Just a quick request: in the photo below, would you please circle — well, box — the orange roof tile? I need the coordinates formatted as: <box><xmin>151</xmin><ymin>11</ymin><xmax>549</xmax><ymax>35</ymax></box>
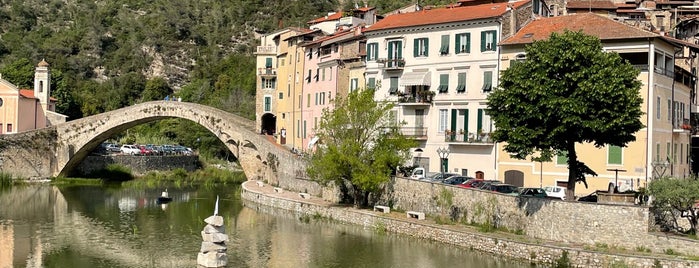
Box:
<box><xmin>365</xmin><ymin>1</ymin><xmax>529</xmax><ymax>32</ymax></box>
<box><xmin>355</xmin><ymin>7</ymin><xmax>375</xmax><ymax>12</ymax></box>
<box><xmin>500</xmin><ymin>13</ymin><xmax>657</xmax><ymax>45</ymax></box>
<box><xmin>19</xmin><ymin>89</ymin><xmax>57</xmax><ymax>101</ymax></box>
<box><xmin>567</xmin><ymin>0</ymin><xmax>617</xmax><ymax>9</ymax></box>
<box><xmin>308</xmin><ymin>12</ymin><xmax>343</xmax><ymax>24</ymax></box>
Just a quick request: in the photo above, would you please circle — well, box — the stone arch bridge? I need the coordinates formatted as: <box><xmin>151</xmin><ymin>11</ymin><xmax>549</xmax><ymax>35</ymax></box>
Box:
<box><xmin>0</xmin><ymin>101</ymin><xmax>327</xmax><ymax>198</ymax></box>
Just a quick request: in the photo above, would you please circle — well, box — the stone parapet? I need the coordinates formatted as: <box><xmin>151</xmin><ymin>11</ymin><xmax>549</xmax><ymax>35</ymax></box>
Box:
<box><xmin>76</xmin><ymin>155</ymin><xmax>200</xmax><ymax>176</ymax></box>
<box><xmin>241</xmin><ymin>181</ymin><xmax>699</xmax><ymax>268</ymax></box>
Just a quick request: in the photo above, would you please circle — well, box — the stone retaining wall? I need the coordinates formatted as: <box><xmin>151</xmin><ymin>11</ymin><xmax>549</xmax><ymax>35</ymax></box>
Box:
<box><xmin>241</xmin><ymin>182</ymin><xmax>699</xmax><ymax>268</ymax></box>
<box><xmin>76</xmin><ymin>155</ymin><xmax>201</xmax><ymax>176</ymax></box>
<box><xmin>389</xmin><ymin>178</ymin><xmax>699</xmax><ymax>256</ymax></box>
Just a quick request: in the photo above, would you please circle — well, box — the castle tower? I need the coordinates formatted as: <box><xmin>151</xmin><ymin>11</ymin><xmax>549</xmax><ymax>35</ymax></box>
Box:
<box><xmin>34</xmin><ymin>59</ymin><xmax>51</xmax><ymax>112</ymax></box>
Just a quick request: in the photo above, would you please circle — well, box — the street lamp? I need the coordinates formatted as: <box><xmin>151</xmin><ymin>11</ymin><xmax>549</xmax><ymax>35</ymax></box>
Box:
<box><xmin>437</xmin><ymin>147</ymin><xmax>450</xmax><ymax>180</ymax></box>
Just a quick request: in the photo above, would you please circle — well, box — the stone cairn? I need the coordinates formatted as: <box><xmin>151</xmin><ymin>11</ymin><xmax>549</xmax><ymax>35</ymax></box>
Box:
<box><xmin>197</xmin><ymin>196</ymin><xmax>228</xmax><ymax>267</ymax></box>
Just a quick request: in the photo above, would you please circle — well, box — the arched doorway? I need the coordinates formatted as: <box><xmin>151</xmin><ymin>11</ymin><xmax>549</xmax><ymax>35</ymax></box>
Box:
<box><xmin>261</xmin><ymin>113</ymin><xmax>276</xmax><ymax>135</ymax></box>
<box><xmin>504</xmin><ymin>170</ymin><xmax>524</xmax><ymax>187</ymax></box>
<box><xmin>475</xmin><ymin>171</ymin><xmax>484</xmax><ymax>180</ymax></box>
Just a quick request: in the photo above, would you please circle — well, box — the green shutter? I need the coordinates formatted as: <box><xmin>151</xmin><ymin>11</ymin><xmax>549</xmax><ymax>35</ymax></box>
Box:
<box><xmin>455</xmin><ymin>34</ymin><xmax>461</xmax><ymax>54</ymax></box>
<box><xmin>458</xmin><ymin>73</ymin><xmax>466</xmax><ymax>86</ymax></box>
<box><xmin>491</xmin><ymin>31</ymin><xmax>497</xmax><ymax>51</ymax></box>
<box><xmin>368</xmin><ymin>78</ymin><xmax>375</xmax><ymax>89</ymax></box>
<box><xmin>557</xmin><ymin>151</ymin><xmax>568</xmax><ymax>165</ymax></box>
<box><xmin>463</xmin><ymin>109</ymin><xmax>469</xmax><ymax>141</ymax></box>
<box><xmin>265</xmin><ymin>58</ymin><xmax>273</xmax><ymax>68</ymax></box>
<box><xmin>388</xmin><ymin>42</ymin><xmax>394</xmax><ymax>60</ymax></box>
<box><xmin>440</xmin><ymin>35</ymin><xmax>449</xmax><ymax>54</ymax></box>
<box><xmin>608</xmin><ymin>146</ymin><xmax>622</xmax><ymax>165</ymax></box>
<box><xmin>413</xmin><ymin>39</ymin><xmax>419</xmax><ymax>57</ymax></box>
<box><xmin>481</xmin><ymin>31</ymin><xmax>486</xmax><ymax>52</ymax></box>
<box><xmin>477</xmin><ymin>109</ymin><xmax>483</xmax><ymax>132</ymax></box>
<box><xmin>397</xmin><ymin>41</ymin><xmax>402</xmax><ymax>59</ymax></box>
<box><xmin>373</xmin><ymin>43</ymin><xmax>378</xmax><ymax>60</ymax></box>
<box><xmin>450</xmin><ymin>109</ymin><xmax>457</xmax><ymax>141</ymax></box>
<box><xmin>424</xmin><ymin>39</ymin><xmax>429</xmax><ymax>56</ymax></box>
<box><xmin>466</xmin><ymin>33</ymin><xmax>470</xmax><ymax>53</ymax></box>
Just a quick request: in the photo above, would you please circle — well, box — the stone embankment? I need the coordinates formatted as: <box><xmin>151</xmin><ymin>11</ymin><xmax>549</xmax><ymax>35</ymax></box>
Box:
<box><xmin>76</xmin><ymin>155</ymin><xmax>200</xmax><ymax>176</ymax></box>
<box><xmin>241</xmin><ymin>180</ymin><xmax>699</xmax><ymax>268</ymax></box>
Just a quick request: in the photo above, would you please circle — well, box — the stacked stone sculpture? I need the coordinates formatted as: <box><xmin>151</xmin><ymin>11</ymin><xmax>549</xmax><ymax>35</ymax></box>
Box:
<box><xmin>197</xmin><ymin>196</ymin><xmax>228</xmax><ymax>267</ymax></box>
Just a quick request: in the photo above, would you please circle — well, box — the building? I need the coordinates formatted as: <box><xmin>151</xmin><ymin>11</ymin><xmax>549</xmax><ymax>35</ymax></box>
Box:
<box><xmin>498</xmin><ymin>13</ymin><xmax>695</xmax><ymax>194</ymax></box>
<box><xmin>0</xmin><ymin>60</ymin><xmax>66</xmax><ymax>134</ymax></box>
<box><xmin>363</xmin><ymin>1</ymin><xmax>532</xmax><ymax>179</ymax></box>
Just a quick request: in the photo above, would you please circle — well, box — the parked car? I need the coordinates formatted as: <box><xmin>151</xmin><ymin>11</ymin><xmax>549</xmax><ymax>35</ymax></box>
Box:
<box><xmin>519</xmin><ymin>187</ymin><xmax>548</xmax><ymax>198</ymax></box>
<box><xmin>482</xmin><ymin>184</ymin><xmax>520</xmax><ymax>195</ymax></box>
<box><xmin>476</xmin><ymin>180</ymin><xmax>502</xmax><ymax>190</ymax></box>
<box><xmin>443</xmin><ymin>176</ymin><xmax>475</xmax><ymax>185</ymax></box>
<box><xmin>120</xmin><ymin>144</ymin><xmax>141</xmax><ymax>155</ymax></box>
<box><xmin>106</xmin><ymin>143</ymin><xmax>121</xmax><ymax>153</ymax></box>
<box><xmin>428</xmin><ymin>172</ymin><xmax>460</xmax><ymax>182</ymax></box>
<box><xmin>543</xmin><ymin>186</ymin><xmax>567</xmax><ymax>200</ymax></box>
<box><xmin>410</xmin><ymin>167</ymin><xmax>427</xmax><ymax>180</ymax></box>
<box><xmin>577</xmin><ymin>191</ymin><xmax>599</xmax><ymax>203</ymax></box>
<box><xmin>145</xmin><ymin>144</ymin><xmax>160</xmax><ymax>155</ymax></box>
<box><xmin>458</xmin><ymin>179</ymin><xmax>484</xmax><ymax>188</ymax></box>
<box><xmin>138</xmin><ymin>145</ymin><xmax>153</xmax><ymax>155</ymax></box>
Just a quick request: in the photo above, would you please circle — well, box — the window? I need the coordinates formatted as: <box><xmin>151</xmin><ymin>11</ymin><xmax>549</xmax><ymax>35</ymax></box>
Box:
<box><xmin>39</xmin><ymin>81</ymin><xmax>43</xmax><ymax>93</ymax></box>
<box><xmin>608</xmin><ymin>145</ymin><xmax>622</xmax><ymax>165</ymax></box>
<box><xmin>280</xmin><ymin>58</ymin><xmax>285</xmax><ymax>66</ymax></box>
<box><xmin>438</xmin><ymin>74</ymin><xmax>449</xmax><ymax>93</ymax></box>
<box><xmin>307</xmin><ymin>48</ymin><xmax>313</xmax><ymax>59</ymax></box>
<box><xmin>439</xmin><ymin>109</ymin><xmax>448</xmax><ymax>133</ymax></box>
<box><xmin>303</xmin><ymin>120</ymin><xmax>307</xmax><ymax>138</ymax></box>
<box><xmin>314</xmin><ymin>68</ymin><xmax>319</xmax><ymax>82</ymax></box>
<box><xmin>367</xmin><ymin>78</ymin><xmax>376</xmax><ymax>90</ymax></box>
<box><xmin>265</xmin><ymin>57</ymin><xmax>273</xmax><ymax>68</ymax></box>
<box><xmin>455</xmin><ymin>33</ymin><xmax>470</xmax><ymax>54</ymax></box>
<box><xmin>7</xmin><ymin>124</ymin><xmax>12</xmax><ymax>133</ymax></box>
<box><xmin>481</xmin><ymin>30</ymin><xmax>497</xmax><ymax>52</ymax></box>
<box><xmin>440</xmin><ymin>35</ymin><xmax>450</xmax><ymax>55</ymax></box>
<box><xmin>656</xmin><ymin>96</ymin><xmax>661</xmax><ymax>119</ymax></box>
<box><xmin>667</xmin><ymin>99</ymin><xmax>671</xmax><ymax>121</ymax></box>
<box><xmin>322</xmin><ymin>68</ymin><xmax>326</xmax><ymax>81</ymax></box>
<box><xmin>306</xmin><ymin>70</ymin><xmax>312</xmax><ymax>83</ymax></box>
<box><xmin>315</xmin><ymin>92</ymin><xmax>318</xmax><ymax>105</ymax></box>
<box><xmin>655</xmin><ymin>143</ymin><xmax>660</xmax><ymax>161</ymax></box>
<box><xmin>482</xmin><ymin>71</ymin><xmax>493</xmax><ymax>92</ymax></box>
<box><xmin>350</xmin><ymin>78</ymin><xmax>359</xmax><ymax>91</ymax></box>
<box><xmin>264</xmin><ymin>96</ymin><xmax>272</xmax><ymax>112</ymax></box>
<box><xmin>307</xmin><ymin>93</ymin><xmax>310</xmax><ymax>107</ymax></box>
<box><xmin>262</xmin><ymin>78</ymin><xmax>276</xmax><ymax>89</ymax></box>
<box><xmin>297</xmin><ymin>120</ymin><xmax>300</xmax><ymax>138</ymax></box>
<box><xmin>556</xmin><ymin>151</ymin><xmax>568</xmax><ymax>165</ymax></box>
<box><xmin>414</xmin><ymin>38</ymin><xmax>429</xmax><ymax>57</ymax></box>
<box><xmin>367</xmin><ymin>43</ymin><xmax>378</xmax><ymax>61</ymax></box>
<box><xmin>278</xmin><ymin>92</ymin><xmax>283</xmax><ymax>99</ymax></box>
<box><xmin>387</xmin><ymin>40</ymin><xmax>403</xmax><ymax>67</ymax></box>
<box><xmin>320</xmin><ymin>92</ymin><xmax>325</xmax><ymax>105</ymax></box>
<box><xmin>674</xmin><ymin>143</ymin><xmax>678</xmax><ymax>163</ymax></box>
<box><xmin>456</xmin><ymin>73</ymin><xmax>466</xmax><ymax>93</ymax></box>
<box><xmin>681</xmin><ymin>143</ymin><xmax>684</xmax><ymax>164</ymax></box>
<box><xmin>667</xmin><ymin>142</ymin><xmax>671</xmax><ymax>162</ymax></box>
<box><xmin>389</xmin><ymin>77</ymin><xmax>398</xmax><ymax>94</ymax></box>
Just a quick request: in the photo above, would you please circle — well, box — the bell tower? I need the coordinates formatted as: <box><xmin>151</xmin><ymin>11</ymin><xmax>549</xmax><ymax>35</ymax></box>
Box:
<box><xmin>34</xmin><ymin>59</ymin><xmax>51</xmax><ymax>112</ymax></box>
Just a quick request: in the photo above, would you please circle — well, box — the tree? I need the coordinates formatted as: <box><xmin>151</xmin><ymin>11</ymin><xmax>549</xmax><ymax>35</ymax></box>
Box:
<box><xmin>307</xmin><ymin>89</ymin><xmax>416</xmax><ymax>207</ymax></box>
<box><xmin>487</xmin><ymin>30</ymin><xmax>644</xmax><ymax>200</ymax></box>
<box><xmin>648</xmin><ymin>177</ymin><xmax>699</xmax><ymax>235</ymax></box>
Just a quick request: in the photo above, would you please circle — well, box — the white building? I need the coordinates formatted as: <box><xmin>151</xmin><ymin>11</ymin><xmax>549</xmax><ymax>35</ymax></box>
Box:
<box><xmin>363</xmin><ymin>1</ymin><xmax>531</xmax><ymax>180</ymax></box>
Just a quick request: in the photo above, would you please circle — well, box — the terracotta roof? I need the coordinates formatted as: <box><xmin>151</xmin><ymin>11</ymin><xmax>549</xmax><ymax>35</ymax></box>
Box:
<box><xmin>19</xmin><ymin>89</ymin><xmax>57</xmax><ymax>101</ymax></box>
<box><xmin>567</xmin><ymin>0</ymin><xmax>617</xmax><ymax>9</ymax></box>
<box><xmin>355</xmin><ymin>7</ymin><xmax>375</xmax><ymax>12</ymax></box>
<box><xmin>308</xmin><ymin>12</ymin><xmax>343</xmax><ymax>24</ymax></box>
<box><xmin>37</xmin><ymin>59</ymin><xmax>49</xmax><ymax>67</ymax></box>
<box><xmin>660</xmin><ymin>35</ymin><xmax>699</xmax><ymax>51</ymax></box>
<box><xmin>365</xmin><ymin>1</ymin><xmax>529</xmax><ymax>32</ymax></box>
<box><xmin>615</xmin><ymin>3</ymin><xmax>637</xmax><ymax>8</ymax></box>
<box><xmin>500</xmin><ymin>13</ymin><xmax>657</xmax><ymax>45</ymax></box>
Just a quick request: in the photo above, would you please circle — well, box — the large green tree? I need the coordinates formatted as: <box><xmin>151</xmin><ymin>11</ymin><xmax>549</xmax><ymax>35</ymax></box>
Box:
<box><xmin>307</xmin><ymin>89</ymin><xmax>415</xmax><ymax>207</ymax></box>
<box><xmin>487</xmin><ymin>30</ymin><xmax>644</xmax><ymax>200</ymax></box>
<box><xmin>648</xmin><ymin>177</ymin><xmax>699</xmax><ymax>235</ymax></box>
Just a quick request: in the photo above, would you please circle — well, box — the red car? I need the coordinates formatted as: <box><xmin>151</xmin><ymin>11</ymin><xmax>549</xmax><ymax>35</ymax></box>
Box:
<box><xmin>138</xmin><ymin>145</ymin><xmax>153</xmax><ymax>155</ymax></box>
<box><xmin>457</xmin><ymin>179</ymin><xmax>482</xmax><ymax>188</ymax></box>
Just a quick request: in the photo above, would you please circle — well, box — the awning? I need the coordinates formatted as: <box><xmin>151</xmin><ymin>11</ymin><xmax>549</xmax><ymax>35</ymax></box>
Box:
<box><xmin>399</xmin><ymin>71</ymin><xmax>431</xmax><ymax>87</ymax></box>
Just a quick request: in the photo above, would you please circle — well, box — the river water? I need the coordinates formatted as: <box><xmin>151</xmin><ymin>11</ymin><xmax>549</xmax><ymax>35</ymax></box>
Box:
<box><xmin>0</xmin><ymin>183</ymin><xmax>529</xmax><ymax>268</ymax></box>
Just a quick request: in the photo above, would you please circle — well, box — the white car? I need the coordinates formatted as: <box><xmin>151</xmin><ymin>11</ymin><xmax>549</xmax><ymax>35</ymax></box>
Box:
<box><xmin>543</xmin><ymin>186</ymin><xmax>566</xmax><ymax>200</ymax></box>
<box><xmin>120</xmin><ymin>145</ymin><xmax>141</xmax><ymax>155</ymax></box>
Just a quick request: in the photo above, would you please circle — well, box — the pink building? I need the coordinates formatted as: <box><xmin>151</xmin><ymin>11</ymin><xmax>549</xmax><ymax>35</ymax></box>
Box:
<box><xmin>0</xmin><ymin>60</ymin><xmax>66</xmax><ymax>134</ymax></box>
<box><xmin>300</xmin><ymin>28</ymin><xmax>366</xmax><ymax>151</ymax></box>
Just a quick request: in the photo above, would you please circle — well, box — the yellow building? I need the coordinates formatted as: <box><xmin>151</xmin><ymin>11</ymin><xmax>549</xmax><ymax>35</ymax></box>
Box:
<box><xmin>497</xmin><ymin>13</ymin><xmax>695</xmax><ymax>196</ymax></box>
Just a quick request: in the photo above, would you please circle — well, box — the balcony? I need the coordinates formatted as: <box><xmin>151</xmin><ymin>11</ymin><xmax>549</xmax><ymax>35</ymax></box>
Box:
<box><xmin>256</xmin><ymin>45</ymin><xmax>276</xmax><ymax>54</ymax></box>
<box><xmin>399</xmin><ymin>127</ymin><xmax>428</xmax><ymax>139</ymax></box>
<box><xmin>258</xmin><ymin>68</ymin><xmax>277</xmax><ymax>77</ymax></box>
<box><xmin>377</xmin><ymin>58</ymin><xmax>405</xmax><ymax>71</ymax></box>
<box><xmin>397</xmin><ymin>90</ymin><xmax>433</xmax><ymax>106</ymax></box>
<box><xmin>444</xmin><ymin>131</ymin><xmax>494</xmax><ymax>145</ymax></box>
<box><xmin>673</xmin><ymin>118</ymin><xmax>691</xmax><ymax>133</ymax></box>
